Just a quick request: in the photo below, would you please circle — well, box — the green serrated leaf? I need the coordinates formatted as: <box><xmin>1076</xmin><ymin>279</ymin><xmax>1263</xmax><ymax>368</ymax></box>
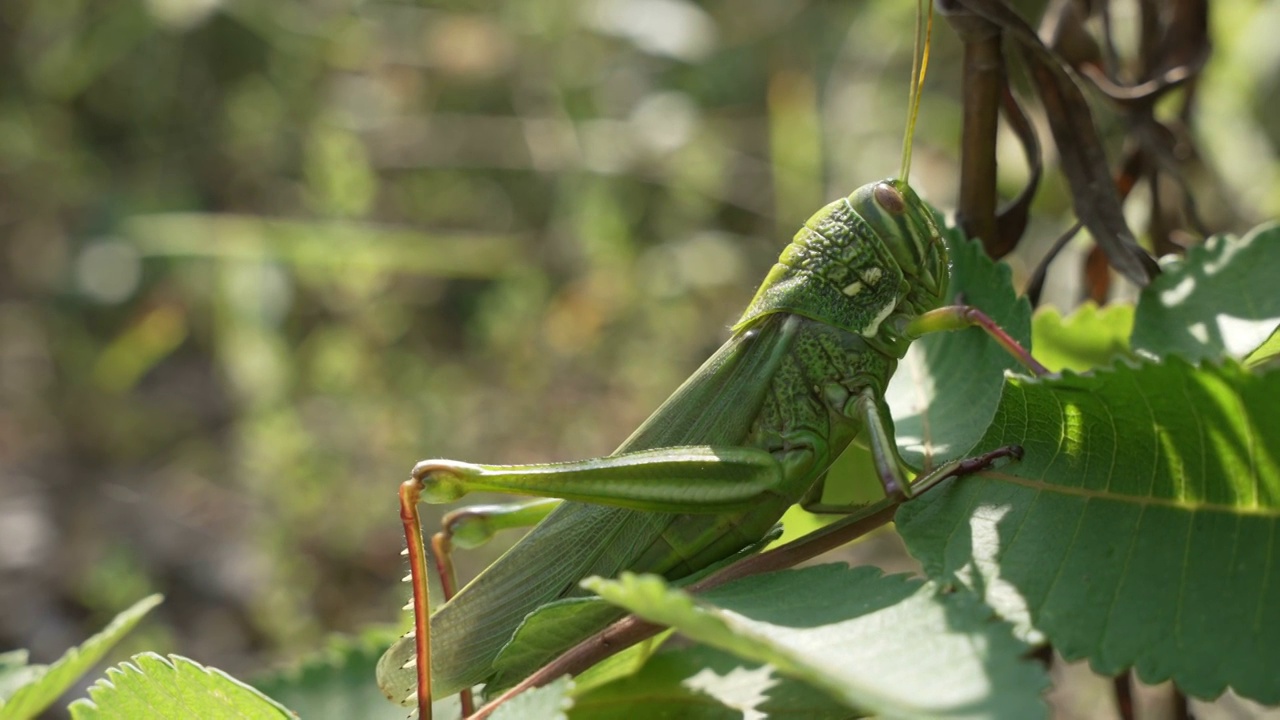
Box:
<box><xmin>1132</xmin><ymin>223</ymin><xmax>1280</xmax><ymax>362</ymax></box>
<box><xmin>68</xmin><ymin>653</ymin><xmax>293</xmax><ymax>720</ymax></box>
<box><xmin>1031</xmin><ymin>302</ymin><xmax>1134</xmax><ymax>372</ymax></box>
<box><xmin>886</xmin><ymin>223</ymin><xmax>1034</xmax><ymax>469</ymax></box>
<box><xmin>898</xmin><ymin>359</ymin><xmax>1280</xmax><ymax>704</ymax></box>
<box><xmin>490</xmin><ymin>675</ymin><xmax>573</xmax><ymax>720</ymax></box>
<box><xmin>0</xmin><ymin>594</ymin><xmax>162</xmax><ymax>720</ymax></box>
<box><xmin>572</xmin><ymin>645</ymin><xmax>861</xmax><ymax>719</ymax></box>
<box><xmin>584</xmin><ymin>566</ymin><xmax>1048</xmax><ymax>719</ymax></box>
<box><xmin>251</xmin><ymin>629</ymin><xmax>411</xmax><ymax>720</ymax></box>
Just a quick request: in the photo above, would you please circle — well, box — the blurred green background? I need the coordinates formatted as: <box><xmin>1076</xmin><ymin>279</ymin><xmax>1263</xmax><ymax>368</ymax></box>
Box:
<box><xmin>1</xmin><ymin>0</ymin><xmax>1277</xmax><ymax>701</ymax></box>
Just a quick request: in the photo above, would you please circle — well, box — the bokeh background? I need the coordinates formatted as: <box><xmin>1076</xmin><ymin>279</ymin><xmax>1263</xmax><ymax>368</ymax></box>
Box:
<box><xmin>2</xmin><ymin>0</ymin><xmax>1278</xmax><ymax>711</ymax></box>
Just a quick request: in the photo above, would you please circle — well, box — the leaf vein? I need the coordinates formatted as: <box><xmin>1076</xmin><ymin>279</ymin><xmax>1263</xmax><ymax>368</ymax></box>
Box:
<box><xmin>1097</xmin><ymin>503</ymin><xmax>1144</xmax><ymax>667</ymax></box>
<box><xmin>1253</xmin><ymin>519</ymin><xmax>1275</xmax><ymax>634</ymax></box>
<box><xmin>1173</xmin><ymin>508</ymin><xmax>1194</xmax><ymax>658</ymax></box>
<box><xmin>1032</xmin><ymin>495</ymin><xmax>1089</xmax><ymax>621</ymax></box>
<box><xmin>983</xmin><ymin>472</ymin><xmax>1280</xmax><ymax>516</ymax></box>
<box><xmin>1131</xmin><ymin>365</ymin><xmax>1160</xmax><ymax>499</ymax></box>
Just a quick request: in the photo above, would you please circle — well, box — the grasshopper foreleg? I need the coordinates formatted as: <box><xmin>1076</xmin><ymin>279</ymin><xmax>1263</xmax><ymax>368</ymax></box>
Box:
<box><xmin>904</xmin><ymin>304</ymin><xmax>1049</xmax><ymax>376</ymax></box>
<box><xmin>907</xmin><ymin>443</ymin><xmax>1024</xmax><ymax>496</ymax></box>
<box><xmin>853</xmin><ymin>387</ymin><xmax>916</xmax><ymax>501</ymax></box>
<box><xmin>800</xmin><ymin>386</ymin><xmax>1024</xmax><ymax>514</ymax></box>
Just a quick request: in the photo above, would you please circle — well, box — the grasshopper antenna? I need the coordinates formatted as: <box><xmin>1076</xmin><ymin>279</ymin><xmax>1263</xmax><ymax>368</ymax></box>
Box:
<box><xmin>899</xmin><ymin>0</ymin><xmax>934</xmax><ymax>183</ymax></box>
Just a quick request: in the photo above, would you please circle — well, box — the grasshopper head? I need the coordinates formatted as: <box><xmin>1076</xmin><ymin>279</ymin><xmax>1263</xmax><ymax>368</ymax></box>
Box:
<box><xmin>846</xmin><ymin>179</ymin><xmax>948</xmax><ymax>314</ymax></box>
<box><xmin>733</xmin><ymin>177</ymin><xmax>950</xmax><ymax>342</ymax></box>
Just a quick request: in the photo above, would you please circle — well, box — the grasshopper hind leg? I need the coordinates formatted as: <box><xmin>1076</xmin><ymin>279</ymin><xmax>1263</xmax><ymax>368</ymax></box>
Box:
<box><xmin>433</xmin><ymin>499</ymin><xmax>563</xmax><ymax>604</ymax></box>
<box><xmin>385</xmin><ymin>496</ymin><xmax>562</xmax><ymax>718</ymax></box>
<box><xmin>429</xmin><ymin>499</ymin><xmax>560</xmax><ymax>719</ymax></box>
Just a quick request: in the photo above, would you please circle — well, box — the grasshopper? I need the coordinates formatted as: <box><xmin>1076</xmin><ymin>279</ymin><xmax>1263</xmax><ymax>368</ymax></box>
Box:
<box><xmin>378</xmin><ymin>10</ymin><xmax>1047</xmax><ymax>717</ymax></box>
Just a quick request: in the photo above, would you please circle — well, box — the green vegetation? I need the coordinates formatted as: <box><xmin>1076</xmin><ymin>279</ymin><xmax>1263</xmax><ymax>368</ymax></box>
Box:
<box><xmin>2</xmin><ymin>0</ymin><xmax>1278</xmax><ymax>718</ymax></box>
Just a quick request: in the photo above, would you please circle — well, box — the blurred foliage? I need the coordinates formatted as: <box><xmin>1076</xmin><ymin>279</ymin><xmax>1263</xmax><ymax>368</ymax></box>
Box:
<box><xmin>0</xmin><ymin>0</ymin><xmax>1277</xmax><ymax>711</ymax></box>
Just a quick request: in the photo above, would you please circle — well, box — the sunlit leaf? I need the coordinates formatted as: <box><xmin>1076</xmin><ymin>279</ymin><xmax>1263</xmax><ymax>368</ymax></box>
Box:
<box><xmin>490</xmin><ymin>676</ymin><xmax>573</xmax><ymax>720</ymax></box>
<box><xmin>585</xmin><ymin>567</ymin><xmax>1048</xmax><ymax>719</ymax></box>
<box><xmin>1132</xmin><ymin>223</ymin><xmax>1280</xmax><ymax>362</ymax></box>
<box><xmin>1244</xmin><ymin>326</ymin><xmax>1280</xmax><ymax>371</ymax></box>
<box><xmin>1031</xmin><ymin>302</ymin><xmax>1134</xmax><ymax>372</ymax></box>
<box><xmin>0</xmin><ymin>595</ymin><xmax>161</xmax><ymax>720</ymax></box>
<box><xmin>887</xmin><ymin>224</ymin><xmax>1034</xmax><ymax>469</ymax></box>
<box><xmin>69</xmin><ymin>654</ymin><xmax>293</xmax><ymax>719</ymax></box>
<box><xmin>898</xmin><ymin>359</ymin><xmax>1280</xmax><ymax>704</ymax></box>
<box><xmin>572</xmin><ymin>645</ymin><xmax>859</xmax><ymax>719</ymax></box>
<box><xmin>0</xmin><ymin>652</ymin><xmax>40</xmax><ymax>706</ymax></box>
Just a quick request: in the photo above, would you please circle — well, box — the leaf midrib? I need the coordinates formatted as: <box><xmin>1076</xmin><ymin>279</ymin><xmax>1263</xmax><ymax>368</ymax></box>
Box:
<box><xmin>978</xmin><ymin>472</ymin><xmax>1280</xmax><ymax>516</ymax></box>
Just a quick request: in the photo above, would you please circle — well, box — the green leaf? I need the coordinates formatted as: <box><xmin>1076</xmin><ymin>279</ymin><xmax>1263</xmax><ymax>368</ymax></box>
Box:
<box><xmin>566</xmin><ymin>632</ymin><xmax>670</xmax><ymax>697</ymax></box>
<box><xmin>886</xmin><ymin>225</ymin><xmax>1034</xmax><ymax>469</ymax></box>
<box><xmin>571</xmin><ymin>645</ymin><xmax>861</xmax><ymax>719</ymax></box>
<box><xmin>1243</xmin><ymin>325</ymin><xmax>1280</xmax><ymax>371</ymax></box>
<box><xmin>897</xmin><ymin>359</ymin><xmax>1280</xmax><ymax>704</ymax></box>
<box><xmin>68</xmin><ymin>653</ymin><xmax>294</xmax><ymax>720</ymax></box>
<box><xmin>584</xmin><ymin>566</ymin><xmax>1048</xmax><ymax>719</ymax></box>
<box><xmin>0</xmin><ymin>594</ymin><xmax>162</xmax><ymax>720</ymax></box>
<box><xmin>489</xmin><ymin>525</ymin><xmax>781</xmax><ymax>694</ymax></box>
<box><xmin>1132</xmin><ymin>223</ymin><xmax>1280</xmax><ymax>362</ymax></box>
<box><xmin>251</xmin><ymin>630</ymin><xmax>412</xmax><ymax>720</ymax></box>
<box><xmin>490</xmin><ymin>675</ymin><xmax>573</xmax><ymax>720</ymax></box>
<box><xmin>1031</xmin><ymin>303</ymin><xmax>1134</xmax><ymax>372</ymax></box>
<box><xmin>0</xmin><ymin>652</ymin><xmax>42</xmax><ymax>706</ymax></box>
<box><xmin>489</xmin><ymin>599</ymin><xmax>625</xmax><ymax>695</ymax></box>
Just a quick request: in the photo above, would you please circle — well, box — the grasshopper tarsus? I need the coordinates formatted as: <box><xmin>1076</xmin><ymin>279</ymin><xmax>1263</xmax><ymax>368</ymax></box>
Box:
<box><xmin>955</xmin><ymin>444</ymin><xmax>1024</xmax><ymax>476</ymax></box>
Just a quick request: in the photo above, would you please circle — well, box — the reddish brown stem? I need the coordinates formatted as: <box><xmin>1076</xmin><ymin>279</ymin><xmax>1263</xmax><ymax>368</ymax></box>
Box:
<box><xmin>468</xmin><ymin>499</ymin><xmax>900</xmax><ymax>719</ymax></box>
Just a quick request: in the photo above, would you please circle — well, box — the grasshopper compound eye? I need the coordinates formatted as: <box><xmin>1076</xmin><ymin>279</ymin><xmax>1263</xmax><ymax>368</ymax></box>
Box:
<box><xmin>874</xmin><ymin>183</ymin><xmax>907</xmax><ymax>215</ymax></box>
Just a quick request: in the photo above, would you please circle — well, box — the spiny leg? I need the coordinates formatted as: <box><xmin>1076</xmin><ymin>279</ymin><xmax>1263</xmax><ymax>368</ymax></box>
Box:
<box><xmin>429</xmin><ymin>499</ymin><xmax>560</xmax><ymax>719</ymax></box>
<box><xmin>390</xmin><ymin>445</ymin><xmax>786</xmax><ymax>718</ymax></box>
<box><xmin>394</xmin><ymin>494</ymin><xmax>562</xmax><ymax>718</ymax></box>
<box><xmin>856</xmin><ymin>387</ymin><xmax>916</xmax><ymax>501</ymax></box>
<box><xmin>907</xmin><ymin>443</ymin><xmax>1023</xmax><ymax>495</ymax></box>
<box><xmin>397</xmin><ymin>479</ymin><xmax>434</xmax><ymax>719</ymax></box>
<box><xmin>905</xmin><ymin>304</ymin><xmax>1049</xmax><ymax>376</ymax></box>
<box><xmin>433</xmin><ymin>499</ymin><xmax>562</xmax><ymax>603</ymax></box>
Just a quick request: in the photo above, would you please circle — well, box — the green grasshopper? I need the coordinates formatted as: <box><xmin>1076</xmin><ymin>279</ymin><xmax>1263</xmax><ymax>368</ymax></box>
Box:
<box><xmin>375</xmin><ymin>179</ymin><xmax>1047</xmax><ymax>715</ymax></box>
<box><xmin>378</xmin><ymin>12</ymin><xmax>1047</xmax><ymax>718</ymax></box>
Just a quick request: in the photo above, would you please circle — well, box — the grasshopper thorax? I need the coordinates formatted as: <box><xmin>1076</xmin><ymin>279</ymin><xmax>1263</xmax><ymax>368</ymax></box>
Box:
<box><xmin>734</xmin><ymin>178</ymin><xmax>948</xmax><ymax>351</ymax></box>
